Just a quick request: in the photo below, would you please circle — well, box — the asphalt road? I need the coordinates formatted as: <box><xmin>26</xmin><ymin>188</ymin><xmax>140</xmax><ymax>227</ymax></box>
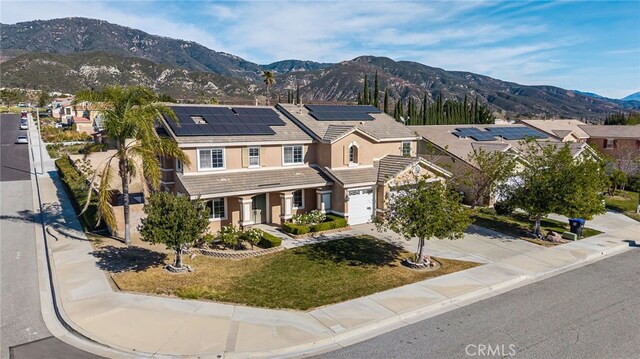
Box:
<box><xmin>316</xmin><ymin>248</ymin><xmax>640</xmax><ymax>359</ymax></box>
<box><xmin>0</xmin><ymin>114</ymin><xmax>31</xmax><ymax>182</ymax></box>
<box><xmin>0</xmin><ymin>114</ymin><xmax>100</xmax><ymax>359</ymax></box>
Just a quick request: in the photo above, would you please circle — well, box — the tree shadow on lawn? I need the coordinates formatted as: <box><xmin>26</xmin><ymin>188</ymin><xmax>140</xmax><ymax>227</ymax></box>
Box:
<box><xmin>92</xmin><ymin>245</ymin><xmax>167</xmax><ymax>273</ymax></box>
<box><xmin>300</xmin><ymin>236</ymin><xmax>403</xmax><ymax>267</ymax></box>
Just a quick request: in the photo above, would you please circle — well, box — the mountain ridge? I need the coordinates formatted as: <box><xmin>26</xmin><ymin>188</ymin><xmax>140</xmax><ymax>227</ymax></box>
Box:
<box><xmin>1</xmin><ymin>17</ymin><xmax>638</xmax><ymax>118</ymax></box>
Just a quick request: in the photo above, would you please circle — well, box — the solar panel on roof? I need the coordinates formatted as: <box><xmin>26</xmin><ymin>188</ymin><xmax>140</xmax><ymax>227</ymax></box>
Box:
<box><xmin>485</xmin><ymin>127</ymin><xmax>547</xmax><ymax>140</ymax></box>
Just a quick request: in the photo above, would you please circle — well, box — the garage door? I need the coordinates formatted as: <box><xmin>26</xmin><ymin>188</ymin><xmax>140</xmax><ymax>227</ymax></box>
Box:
<box><xmin>348</xmin><ymin>188</ymin><xmax>374</xmax><ymax>225</ymax></box>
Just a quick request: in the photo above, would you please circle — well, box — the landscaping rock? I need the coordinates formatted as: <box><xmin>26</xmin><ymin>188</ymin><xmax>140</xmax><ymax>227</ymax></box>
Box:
<box><xmin>544</xmin><ymin>231</ymin><xmax>565</xmax><ymax>243</ymax></box>
<box><xmin>165</xmin><ymin>264</ymin><xmax>193</xmax><ymax>273</ymax></box>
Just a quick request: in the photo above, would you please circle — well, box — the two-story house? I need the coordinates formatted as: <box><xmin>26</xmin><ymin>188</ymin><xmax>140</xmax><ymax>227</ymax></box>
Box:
<box><xmin>157</xmin><ymin>104</ymin><xmax>450</xmax><ymax>234</ymax></box>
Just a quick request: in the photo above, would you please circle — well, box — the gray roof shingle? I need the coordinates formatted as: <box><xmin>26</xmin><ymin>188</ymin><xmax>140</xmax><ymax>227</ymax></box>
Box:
<box><xmin>277</xmin><ymin>103</ymin><xmax>419</xmax><ymax>142</ymax></box>
<box><xmin>177</xmin><ymin>166</ymin><xmax>332</xmax><ymax>197</ymax></box>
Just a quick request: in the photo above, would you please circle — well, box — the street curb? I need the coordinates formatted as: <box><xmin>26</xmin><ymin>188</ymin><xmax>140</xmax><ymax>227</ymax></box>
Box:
<box><xmin>27</xmin><ymin>127</ymin><xmax>636</xmax><ymax>359</ymax></box>
<box><xmin>28</xmin><ymin>119</ymin><xmax>143</xmax><ymax>358</ymax></box>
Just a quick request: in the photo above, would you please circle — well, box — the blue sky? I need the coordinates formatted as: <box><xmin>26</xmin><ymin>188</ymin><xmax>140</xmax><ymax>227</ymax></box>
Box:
<box><xmin>3</xmin><ymin>1</ymin><xmax>639</xmax><ymax>98</ymax></box>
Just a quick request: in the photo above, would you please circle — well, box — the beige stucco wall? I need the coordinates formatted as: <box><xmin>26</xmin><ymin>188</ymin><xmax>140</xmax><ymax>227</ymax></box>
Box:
<box><xmin>180</xmin><ymin>143</ymin><xmax>315</xmax><ymax>174</ymax></box>
<box><xmin>329</xmin><ymin>133</ymin><xmax>415</xmax><ymax>168</ymax></box>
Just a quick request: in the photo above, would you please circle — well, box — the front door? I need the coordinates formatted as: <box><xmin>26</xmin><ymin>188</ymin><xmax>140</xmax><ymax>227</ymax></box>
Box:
<box><xmin>252</xmin><ymin>194</ymin><xmax>267</xmax><ymax>224</ymax></box>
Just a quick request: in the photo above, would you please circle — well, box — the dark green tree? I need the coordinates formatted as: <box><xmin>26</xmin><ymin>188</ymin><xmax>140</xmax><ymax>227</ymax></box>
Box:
<box><xmin>383</xmin><ymin>89</ymin><xmax>389</xmax><ymax>114</ymax></box>
<box><xmin>363</xmin><ymin>74</ymin><xmax>369</xmax><ymax>105</ymax></box>
<box><xmin>374</xmin><ymin>70</ymin><xmax>380</xmax><ymax>108</ymax></box>
<box><xmin>507</xmin><ymin>142</ymin><xmax>608</xmax><ymax>236</ymax></box>
<box><xmin>296</xmin><ymin>83</ymin><xmax>301</xmax><ymax>104</ymax></box>
<box><xmin>139</xmin><ymin>192</ymin><xmax>210</xmax><ymax>268</ymax></box>
<box><xmin>376</xmin><ymin>179</ymin><xmax>472</xmax><ymax>265</ymax></box>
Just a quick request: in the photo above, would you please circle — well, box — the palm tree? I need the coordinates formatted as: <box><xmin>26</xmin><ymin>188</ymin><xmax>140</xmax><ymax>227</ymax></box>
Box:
<box><xmin>74</xmin><ymin>86</ymin><xmax>189</xmax><ymax>245</ymax></box>
<box><xmin>262</xmin><ymin>71</ymin><xmax>276</xmax><ymax>105</ymax></box>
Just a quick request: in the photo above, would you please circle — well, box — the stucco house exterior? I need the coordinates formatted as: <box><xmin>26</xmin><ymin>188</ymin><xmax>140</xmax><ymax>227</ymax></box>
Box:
<box><xmin>410</xmin><ymin>124</ymin><xmax>599</xmax><ymax>205</ymax></box>
<box><xmin>156</xmin><ymin>103</ymin><xmax>450</xmax><ymax>234</ymax></box>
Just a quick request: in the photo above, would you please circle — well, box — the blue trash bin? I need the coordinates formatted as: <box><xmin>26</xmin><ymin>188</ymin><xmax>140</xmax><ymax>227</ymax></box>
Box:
<box><xmin>568</xmin><ymin>218</ymin><xmax>585</xmax><ymax>237</ymax></box>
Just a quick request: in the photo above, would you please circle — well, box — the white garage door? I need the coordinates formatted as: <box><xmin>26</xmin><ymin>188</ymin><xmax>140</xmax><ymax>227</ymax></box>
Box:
<box><xmin>348</xmin><ymin>188</ymin><xmax>374</xmax><ymax>225</ymax></box>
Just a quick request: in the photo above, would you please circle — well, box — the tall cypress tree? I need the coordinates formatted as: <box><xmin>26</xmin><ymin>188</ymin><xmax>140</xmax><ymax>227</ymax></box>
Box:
<box><xmin>363</xmin><ymin>74</ymin><xmax>369</xmax><ymax>105</ymax></box>
<box><xmin>383</xmin><ymin>89</ymin><xmax>389</xmax><ymax>114</ymax></box>
<box><xmin>296</xmin><ymin>83</ymin><xmax>301</xmax><ymax>104</ymax></box>
<box><xmin>357</xmin><ymin>92</ymin><xmax>362</xmax><ymax>105</ymax></box>
<box><xmin>374</xmin><ymin>71</ymin><xmax>380</xmax><ymax>108</ymax></box>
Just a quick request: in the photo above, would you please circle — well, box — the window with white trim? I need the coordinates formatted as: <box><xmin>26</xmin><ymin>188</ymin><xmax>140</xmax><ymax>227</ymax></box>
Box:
<box><xmin>175</xmin><ymin>159</ymin><xmax>183</xmax><ymax>174</ymax></box>
<box><xmin>605</xmin><ymin>139</ymin><xmax>614</xmax><ymax>149</ymax></box>
<box><xmin>283</xmin><ymin>145</ymin><xmax>303</xmax><ymax>165</ymax></box>
<box><xmin>199</xmin><ymin>148</ymin><xmax>224</xmax><ymax>169</ymax></box>
<box><xmin>402</xmin><ymin>141</ymin><xmax>411</xmax><ymax>157</ymax></box>
<box><xmin>349</xmin><ymin>145</ymin><xmax>358</xmax><ymax>163</ymax></box>
<box><xmin>249</xmin><ymin>146</ymin><xmax>260</xmax><ymax>167</ymax></box>
<box><xmin>206</xmin><ymin>198</ymin><xmax>226</xmax><ymax>220</ymax></box>
<box><xmin>293</xmin><ymin>190</ymin><xmax>303</xmax><ymax>209</ymax></box>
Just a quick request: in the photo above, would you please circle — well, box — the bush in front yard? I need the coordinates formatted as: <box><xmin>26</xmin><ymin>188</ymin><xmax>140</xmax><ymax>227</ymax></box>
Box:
<box><xmin>494</xmin><ymin>201</ymin><xmax>515</xmax><ymax>216</ymax></box>
<box><xmin>283</xmin><ymin>213</ymin><xmax>347</xmax><ymax>235</ymax></box>
<box><xmin>282</xmin><ymin>221</ymin><xmax>310</xmax><ymax>235</ymax></box>
<box><xmin>257</xmin><ymin>230</ymin><xmax>282</xmax><ymax>248</ymax></box>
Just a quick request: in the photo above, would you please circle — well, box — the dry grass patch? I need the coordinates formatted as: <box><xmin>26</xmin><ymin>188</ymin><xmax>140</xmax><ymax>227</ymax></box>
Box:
<box><xmin>111</xmin><ymin>235</ymin><xmax>480</xmax><ymax>310</ymax></box>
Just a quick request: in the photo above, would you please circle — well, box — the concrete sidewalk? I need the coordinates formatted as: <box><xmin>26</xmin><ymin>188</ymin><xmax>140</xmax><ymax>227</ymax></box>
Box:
<box><xmin>29</xmin><ymin>130</ymin><xmax>639</xmax><ymax>358</ymax></box>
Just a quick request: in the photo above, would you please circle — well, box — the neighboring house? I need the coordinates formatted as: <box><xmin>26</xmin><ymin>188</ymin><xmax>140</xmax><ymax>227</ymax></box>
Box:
<box><xmin>519</xmin><ymin>119</ymin><xmax>590</xmax><ymax>143</ymax></box>
<box><xmin>156</xmin><ymin>103</ymin><xmax>449</xmax><ymax>234</ymax></box>
<box><xmin>55</xmin><ymin>101</ymin><xmax>102</xmax><ymax>135</ymax></box>
<box><xmin>410</xmin><ymin>124</ymin><xmax>598</xmax><ymax>205</ymax></box>
<box><xmin>580</xmin><ymin>125</ymin><xmax>640</xmax><ymax>174</ymax></box>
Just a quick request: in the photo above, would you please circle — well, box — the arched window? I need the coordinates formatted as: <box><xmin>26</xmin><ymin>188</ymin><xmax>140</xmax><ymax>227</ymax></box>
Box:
<box><xmin>349</xmin><ymin>144</ymin><xmax>358</xmax><ymax>164</ymax></box>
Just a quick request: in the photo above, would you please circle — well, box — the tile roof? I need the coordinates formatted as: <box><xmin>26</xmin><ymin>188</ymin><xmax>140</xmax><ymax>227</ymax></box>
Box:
<box><xmin>579</xmin><ymin>125</ymin><xmax>640</xmax><ymax>139</ymax></box>
<box><xmin>376</xmin><ymin>155</ymin><xmax>417</xmax><ymax>182</ymax></box>
<box><xmin>410</xmin><ymin>124</ymin><xmax>563</xmax><ymax>168</ymax></box>
<box><xmin>470</xmin><ymin>142</ymin><xmax>511</xmax><ymax>153</ymax></box>
<box><xmin>277</xmin><ymin>103</ymin><xmax>419</xmax><ymax>142</ymax></box>
<box><xmin>519</xmin><ymin>119</ymin><xmax>590</xmax><ymax>139</ymax></box>
<box><xmin>322</xmin><ymin>166</ymin><xmax>378</xmax><ymax>186</ymax></box>
<box><xmin>322</xmin><ymin>125</ymin><xmax>356</xmax><ymax>142</ymax></box>
<box><xmin>161</xmin><ymin>104</ymin><xmax>313</xmax><ymax>145</ymax></box>
<box><xmin>552</xmin><ymin>129</ymin><xmax>573</xmax><ymax>139</ymax></box>
<box><xmin>323</xmin><ymin>155</ymin><xmax>451</xmax><ymax>187</ymax></box>
<box><xmin>177</xmin><ymin>166</ymin><xmax>332</xmax><ymax>198</ymax></box>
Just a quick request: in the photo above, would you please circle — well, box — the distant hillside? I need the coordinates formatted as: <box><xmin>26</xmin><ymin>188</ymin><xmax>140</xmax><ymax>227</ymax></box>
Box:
<box><xmin>2</xmin><ymin>17</ymin><xmax>638</xmax><ymax>118</ymax></box>
<box><xmin>0</xmin><ymin>17</ymin><xmax>264</xmax><ymax>80</ymax></box>
<box><xmin>0</xmin><ymin>52</ymin><xmax>257</xmax><ymax>100</ymax></box>
<box><xmin>273</xmin><ymin>56</ymin><xmax>639</xmax><ymax>118</ymax></box>
<box><xmin>261</xmin><ymin>60</ymin><xmax>332</xmax><ymax>73</ymax></box>
<box><xmin>622</xmin><ymin>92</ymin><xmax>640</xmax><ymax>102</ymax></box>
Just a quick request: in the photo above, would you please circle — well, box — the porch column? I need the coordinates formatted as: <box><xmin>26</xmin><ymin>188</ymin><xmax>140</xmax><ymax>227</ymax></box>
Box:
<box><xmin>316</xmin><ymin>188</ymin><xmax>332</xmax><ymax>213</ymax></box>
<box><xmin>238</xmin><ymin>196</ymin><xmax>254</xmax><ymax>228</ymax></box>
<box><xmin>279</xmin><ymin>191</ymin><xmax>293</xmax><ymax>220</ymax></box>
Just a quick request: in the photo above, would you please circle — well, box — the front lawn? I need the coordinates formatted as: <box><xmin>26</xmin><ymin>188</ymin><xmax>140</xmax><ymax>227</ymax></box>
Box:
<box><xmin>111</xmin><ymin>235</ymin><xmax>480</xmax><ymax>310</ymax></box>
<box><xmin>473</xmin><ymin>210</ymin><xmax>602</xmax><ymax>242</ymax></box>
<box><xmin>605</xmin><ymin>190</ymin><xmax>640</xmax><ymax>222</ymax></box>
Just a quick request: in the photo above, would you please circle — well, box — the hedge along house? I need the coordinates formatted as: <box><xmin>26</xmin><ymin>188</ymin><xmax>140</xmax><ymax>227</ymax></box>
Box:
<box><xmin>156</xmin><ymin>103</ymin><xmax>450</xmax><ymax>234</ymax></box>
<box><xmin>410</xmin><ymin>124</ymin><xmax>600</xmax><ymax>205</ymax></box>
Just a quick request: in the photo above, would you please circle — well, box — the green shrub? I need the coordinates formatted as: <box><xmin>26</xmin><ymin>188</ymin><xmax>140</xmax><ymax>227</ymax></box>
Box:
<box><xmin>310</xmin><ymin>214</ymin><xmax>348</xmax><ymax>232</ymax></box>
<box><xmin>494</xmin><ymin>201</ymin><xmax>515</xmax><ymax>216</ymax></box>
<box><xmin>55</xmin><ymin>157</ymin><xmax>103</xmax><ymax>231</ymax></box>
<box><xmin>257</xmin><ymin>230</ymin><xmax>282</xmax><ymax>248</ymax></box>
<box><xmin>282</xmin><ymin>221</ymin><xmax>310</xmax><ymax>235</ymax></box>
<box><xmin>218</xmin><ymin>224</ymin><xmax>242</xmax><ymax>249</ymax></box>
<box><xmin>283</xmin><ymin>213</ymin><xmax>347</xmax><ymax>234</ymax></box>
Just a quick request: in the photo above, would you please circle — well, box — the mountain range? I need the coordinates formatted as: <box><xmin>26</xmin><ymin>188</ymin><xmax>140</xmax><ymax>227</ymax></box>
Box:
<box><xmin>1</xmin><ymin>17</ymin><xmax>638</xmax><ymax>118</ymax></box>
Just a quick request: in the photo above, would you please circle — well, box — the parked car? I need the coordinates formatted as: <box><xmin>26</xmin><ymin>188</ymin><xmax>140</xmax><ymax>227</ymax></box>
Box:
<box><xmin>15</xmin><ymin>136</ymin><xmax>28</xmax><ymax>144</ymax></box>
<box><xmin>20</xmin><ymin>122</ymin><xmax>28</xmax><ymax>130</ymax></box>
<box><xmin>21</xmin><ymin>110</ymin><xmax>28</xmax><ymax>116</ymax></box>
<box><xmin>54</xmin><ymin>122</ymin><xmax>63</xmax><ymax>129</ymax></box>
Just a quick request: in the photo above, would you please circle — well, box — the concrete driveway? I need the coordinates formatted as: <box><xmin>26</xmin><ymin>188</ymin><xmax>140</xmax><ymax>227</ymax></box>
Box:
<box><xmin>351</xmin><ymin>223</ymin><xmax>542</xmax><ymax>263</ymax></box>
